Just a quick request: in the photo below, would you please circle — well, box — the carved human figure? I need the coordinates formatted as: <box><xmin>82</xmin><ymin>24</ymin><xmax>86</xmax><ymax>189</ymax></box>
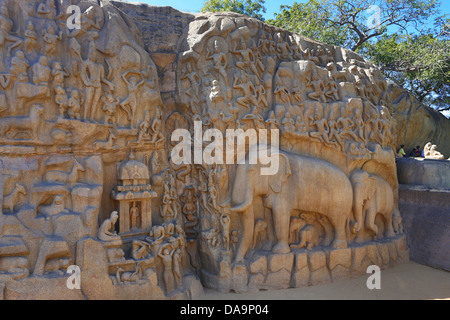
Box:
<box><xmin>265</xmin><ymin>110</ymin><xmax>279</xmax><ymax>130</ymax></box>
<box><xmin>325</xmin><ymin>78</ymin><xmax>340</xmax><ymax>101</ymax></box>
<box><xmin>150</xmin><ymin>107</ymin><xmax>165</xmax><ymax>144</ymax></box>
<box><xmin>55</xmin><ymin>86</ymin><xmax>68</xmax><ymax>118</ymax></box>
<box><xmin>276</xmin><ymin>32</ymin><xmax>291</xmax><ymax>61</ymax></box>
<box><xmin>181</xmin><ymin>61</ymin><xmax>201</xmax><ymax>108</ymax></box>
<box><xmin>173</xmin><ymin>248</ymin><xmax>183</xmax><ymax>289</ymax></box>
<box><xmin>130</xmin><ymin>202</ymin><xmax>140</xmax><ymax>230</ymax></box>
<box><xmin>102</xmin><ymin>92</ymin><xmax>118</xmax><ymax>125</ymax></box>
<box><xmin>67</xmin><ymin>89</ymin><xmax>83</xmax><ymax>120</ymax></box>
<box><xmin>338</xmin><ymin>114</ymin><xmax>359</xmax><ymax>142</ymax></box>
<box><xmin>281</xmin><ymin>112</ymin><xmax>295</xmax><ymax>134</ymax></box>
<box><xmin>233</xmin><ymin>72</ymin><xmax>258</xmax><ymax>109</ymax></box>
<box><xmin>36</xmin><ymin>0</ymin><xmax>57</xmax><ymax>19</ymax></box>
<box><xmin>9</xmin><ymin>50</ymin><xmax>29</xmax><ymax>83</ymax></box>
<box><xmin>24</xmin><ymin>21</ymin><xmax>38</xmax><ymax>55</ymax></box>
<box><xmin>69</xmin><ymin>6</ymin><xmax>103</xmax><ymax>42</ymax></box>
<box><xmin>328</xmin><ymin>117</ymin><xmax>344</xmax><ymax>150</ymax></box>
<box><xmin>0</xmin><ymin>3</ymin><xmax>22</xmax><ymax>57</ymax></box>
<box><xmin>206</xmin><ymin>39</ymin><xmax>229</xmax><ymax>87</ymax></box>
<box><xmin>42</xmin><ymin>25</ymin><xmax>62</xmax><ymax>57</ymax></box>
<box><xmin>120</xmin><ymin>71</ymin><xmax>144</xmax><ymax>124</ymax></box>
<box><xmin>137</xmin><ymin>110</ymin><xmax>151</xmax><ymax>143</ymax></box>
<box><xmin>98</xmin><ymin>211</ymin><xmax>121</xmax><ymax>242</ymax></box>
<box><xmin>32</xmin><ymin>56</ymin><xmax>51</xmax><ymax>86</ymax></box>
<box><xmin>220</xmin><ymin>213</ymin><xmax>231</xmax><ymax>250</ymax></box>
<box><xmin>309</xmin><ymin>110</ymin><xmax>331</xmax><ymax>144</ymax></box>
<box><xmin>162</xmin><ymin>182</ymin><xmax>175</xmax><ymax>222</ymax></box>
<box><xmin>158</xmin><ymin>244</ymin><xmax>176</xmax><ymax>293</ymax></box>
<box><xmin>294</xmin><ymin>115</ymin><xmax>308</xmax><ymax>137</ymax></box>
<box><xmin>306</xmin><ymin>70</ymin><xmax>326</xmax><ymax>103</ymax></box>
<box><xmin>231</xmin><ymin>39</ymin><xmax>260</xmax><ymax>79</ymax></box>
<box><xmin>52</xmin><ymin>62</ymin><xmax>69</xmax><ymax>88</ymax></box>
<box><xmin>81</xmin><ymin>41</ymin><xmax>114</xmax><ymax>122</ymax></box>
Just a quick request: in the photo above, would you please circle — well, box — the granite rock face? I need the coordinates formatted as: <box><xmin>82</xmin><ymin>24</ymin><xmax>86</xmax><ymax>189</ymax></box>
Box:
<box><xmin>0</xmin><ymin>0</ymin><xmax>412</xmax><ymax>299</ymax></box>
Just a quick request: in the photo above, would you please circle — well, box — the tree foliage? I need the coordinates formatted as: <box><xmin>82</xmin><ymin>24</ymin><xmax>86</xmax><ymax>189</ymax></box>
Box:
<box><xmin>201</xmin><ymin>0</ymin><xmax>266</xmax><ymax>21</ymax></box>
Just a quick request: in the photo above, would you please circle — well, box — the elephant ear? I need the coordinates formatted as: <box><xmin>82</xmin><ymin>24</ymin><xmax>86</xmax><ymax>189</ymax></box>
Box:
<box><xmin>268</xmin><ymin>153</ymin><xmax>291</xmax><ymax>193</ymax></box>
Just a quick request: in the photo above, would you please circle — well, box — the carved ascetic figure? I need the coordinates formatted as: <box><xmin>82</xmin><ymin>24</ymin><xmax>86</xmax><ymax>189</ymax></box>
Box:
<box><xmin>350</xmin><ymin>170</ymin><xmax>396</xmax><ymax>238</ymax></box>
<box><xmin>120</xmin><ymin>71</ymin><xmax>144</xmax><ymax>124</ymax></box>
<box><xmin>223</xmin><ymin>150</ymin><xmax>353</xmax><ymax>263</ymax></box>
<box><xmin>99</xmin><ymin>211</ymin><xmax>121</xmax><ymax>242</ymax></box>
<box><xmin>24</xmin><ymin>21</ymin><xmax>38</xmax><ymax>55</ymax></box>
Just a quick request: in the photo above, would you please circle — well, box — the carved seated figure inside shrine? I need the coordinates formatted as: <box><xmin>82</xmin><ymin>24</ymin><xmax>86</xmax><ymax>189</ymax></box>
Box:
<box><xmin>111</xmin><ymin>154</ymin><xmax>157</xmax><ymax>235</ymax></box>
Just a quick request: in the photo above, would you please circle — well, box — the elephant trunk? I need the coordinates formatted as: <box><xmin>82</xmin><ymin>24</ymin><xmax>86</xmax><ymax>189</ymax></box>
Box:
<box><xmin>353</xmin><ymin>183</ymin><xmax>365</xmax><ymax>233</ymax></box>
<box><xmin>229</xmin><ymin>178</ymin><xmax>254</xmax><ymax>213</ymax></box>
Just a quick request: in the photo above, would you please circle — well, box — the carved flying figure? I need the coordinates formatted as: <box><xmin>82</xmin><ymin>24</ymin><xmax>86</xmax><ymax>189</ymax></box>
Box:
<box><xmin>0</xmin><ymin>3</ymin><xmax>22</xmax><ymax>57</ymax></box>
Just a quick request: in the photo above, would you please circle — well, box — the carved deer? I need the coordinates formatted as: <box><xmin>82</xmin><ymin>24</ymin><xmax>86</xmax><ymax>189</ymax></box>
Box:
<box><xmin>2</xmin><ymin>183</ymin><xmax>27</xmax><ymax>213</ymax></box>
<box><xmin>44</xmin><ymin>161</ymin><xmax>86</xmax><ymax>184</ymax></box>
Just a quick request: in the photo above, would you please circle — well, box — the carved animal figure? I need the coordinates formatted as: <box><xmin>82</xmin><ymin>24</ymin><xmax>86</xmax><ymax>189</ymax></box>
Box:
<box><xmin>252</xmin><ymin>218</ymin><xmax>267</xmax><ymax>249</ymax></box>
<box><xmin>0</xmin><ymin>104</ymin><xmax>44</xmax><ymax>140</ymax></box>
<box><xmin>222</xmin><ymin>149</ymin><xmax>353</xmax><ymax>263</ymax></box>
<box><xmin>291</xmin><ymin>225</ymin><xmax>322</xmax><ymax>250</ymax></box>
<box><xmin>350</xmin><ymin>170</ymin><xmax>396</xmax><ymax>238</ymax></box>
<box><xmin>2</xmin><ymin>183</ymin><xmax>27</xmax><ymax>213</ymax></box>
<box><xmin>289</xmin><ymin>216</ymin><xmax>306</xmax><ymax>244</ymax></box>
<box><xmin>44</xmin><ymin>162</ymin><xmax>85</xmax><ymax>184</ymax></box>
<box><xmin>327</xmin><ymin>63</ymin><xmax>350</xmax><ymax>82</ymax></box>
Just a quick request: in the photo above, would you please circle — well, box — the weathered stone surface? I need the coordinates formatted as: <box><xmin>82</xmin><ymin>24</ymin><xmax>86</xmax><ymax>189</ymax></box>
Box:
<box><xmin>268</xmin><ymin>252</ymin><xmax>294</xmax><ymax>273</ymax></box>
<box><xmin>397</xmin><ymin>158</ymin><xmax>450</xmax><ymax>190</ymax></box>
<box><xmin>389</xmin><ymin>84</ymin><xmax>450</xmax><ymax>158</ymax></box>
<box><xmin>399</xmin><ymin>186</ymin><xmax>448</xmax><ymax>270</ymax></box>
<box><xmin>249</xmin><ymin>255</ymin><xmax>267</xmax><ymax>274</ymax></box>
<box><xmin>308</xmin><ymin>251</ymin><xmax>327</xmax><ymax>272</ymax></box>
<box><xmin>0</xmin><ymin>0</ymin><xmax>413</xmax><ymax>299</ymax></box>
<box><xmin>264</xmin><ymin>268</ymin><xmax>291</xmax><ymax>290</ymax></box>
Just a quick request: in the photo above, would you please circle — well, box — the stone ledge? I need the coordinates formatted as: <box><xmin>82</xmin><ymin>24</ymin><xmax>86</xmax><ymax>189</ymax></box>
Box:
<box><xmin>203</xmin><ymin>235</ymin><xmax>409</xmax><ymax>293</ymax></box>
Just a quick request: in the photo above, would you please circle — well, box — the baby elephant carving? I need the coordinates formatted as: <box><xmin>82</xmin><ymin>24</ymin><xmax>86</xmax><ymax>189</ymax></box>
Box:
<box><xmin>290</xmin><ymin>225</ymin><xmax>322</xmax><ymax>250</ymax></box>
<box><xmin>252</xmin><ymin>219</ymin><xmax>267</xmax><ymax>249</ymax></box>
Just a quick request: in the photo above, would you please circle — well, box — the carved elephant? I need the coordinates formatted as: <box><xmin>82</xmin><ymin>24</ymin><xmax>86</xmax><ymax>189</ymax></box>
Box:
<box><xmin>291</xmin><ymin>225</ymin><xmax>321</xmax><ymax>250</ymax></box>
<box><xmin>350</xmin><ymin>170</ymin><xmax>396</xmax><ymax>238</ymax></box>
<box><xmin>222</xmin><ymin>150</ymin><xmax>353</xmax><ymax>263</ymax></box>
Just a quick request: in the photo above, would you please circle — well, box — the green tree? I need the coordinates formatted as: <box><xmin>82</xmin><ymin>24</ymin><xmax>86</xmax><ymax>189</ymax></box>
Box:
<box><xmin>201</xmin><ymin>0</ymin><xmax>266</xmax><ymax>21</ymax></box>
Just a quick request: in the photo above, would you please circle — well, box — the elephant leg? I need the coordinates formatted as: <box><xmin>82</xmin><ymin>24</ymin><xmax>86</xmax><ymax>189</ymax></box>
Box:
<box><xmin>331</xmin><ymin>216</ymin><xmax>348</xmax><ymax>249</ymax></box>
<box><xmin>272</xmin><ymin>204</ymin><xmax>291</xmax><ymax>254</ymax></box>
<box><xmin>234</xmin><ymin>205</ymin><xmax>254</xmax><ymax>264</ymax></box>
<box><xmin>385</xmin><ymin>208</ymin><xmax>396</xmax><ymax>238</ymax></box>
<box><xmin>365</xmin><ymin>204</ymin><xmax>378</xmax><ymax>236</ymax></box>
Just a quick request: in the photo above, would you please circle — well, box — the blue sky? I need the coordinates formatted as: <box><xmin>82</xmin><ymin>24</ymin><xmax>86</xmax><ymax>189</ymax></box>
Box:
<box><xmin>133</xmin><ymin>0</ymin><xmax>450</xmax><ymax>21</ymax></box>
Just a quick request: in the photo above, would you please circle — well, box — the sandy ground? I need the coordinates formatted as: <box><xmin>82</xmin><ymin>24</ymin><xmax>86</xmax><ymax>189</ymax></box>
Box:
<box><xmin>197</xmin><ymin>261</ymin><xmax>449</xmax><ymax>300</ymax></box>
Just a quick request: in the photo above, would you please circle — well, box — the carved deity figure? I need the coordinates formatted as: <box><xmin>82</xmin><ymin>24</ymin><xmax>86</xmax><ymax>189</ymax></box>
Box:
<box><xmin>233</xmin><ymin>72</ymin><xmax>258</xmax><ymax>109</ymax></box>
<box><xmin>158</xmin><ymin>244</ymin><xmax>176</xmax><ymax>293</ymax></box>
<box><xmin>231</xmin><ymin>39</ymin><xmax>260</xmax><ymax>79</ymax></box>
<box><xmin>306</xmin><ymin>70</ymin><xmax>327</xmax><ymax>103</ymax></box>
<box><xmin>206</xmin><ymin>39</ymin><xmax>229</xmax><ymax>87</ymax></box>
